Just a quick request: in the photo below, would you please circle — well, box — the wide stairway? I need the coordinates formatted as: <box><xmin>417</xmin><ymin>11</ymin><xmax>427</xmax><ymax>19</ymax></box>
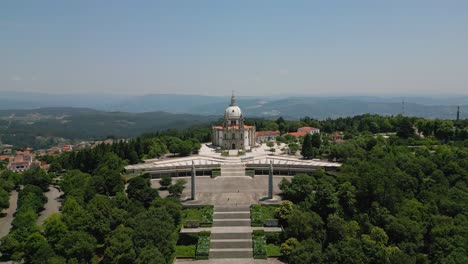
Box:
<box><xmin>210</xmin><ymin>205</ymin><xmax>253</xmax><ymax>258</ymax></box>
<box><xmin>220</xmin><ymin>163</ymin><xmax>246</xmax><ymax>177</ymax></box>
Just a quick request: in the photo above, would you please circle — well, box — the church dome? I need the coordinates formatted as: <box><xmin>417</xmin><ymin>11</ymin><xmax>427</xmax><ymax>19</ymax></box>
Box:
<box><xmin>225</xmin><ymin>94</ymin><xmax>242</xmax><ymax>120</ymax></box>
<box><xmin>225</xmin><ymin>105</ymin><xmax>242</xmax><ymax>120</ymax></box>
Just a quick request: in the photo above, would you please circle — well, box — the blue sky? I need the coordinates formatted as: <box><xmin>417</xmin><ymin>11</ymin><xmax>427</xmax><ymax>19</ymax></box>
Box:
<box><xmin>1</xmin><ymin>1</ymin><xmax>468</xmax><ymax>96</ymax></box>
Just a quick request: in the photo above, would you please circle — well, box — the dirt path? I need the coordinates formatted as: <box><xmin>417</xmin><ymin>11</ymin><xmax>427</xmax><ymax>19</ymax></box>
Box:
<box><xmin>0</xmin><ymin>190</ymin><xmax>18</xmax><ymax>238</ymax></box>
<box><xmin>37</xmin><ymin>186</ymin><xmax>63</xmax><ymax>226</ymax></box>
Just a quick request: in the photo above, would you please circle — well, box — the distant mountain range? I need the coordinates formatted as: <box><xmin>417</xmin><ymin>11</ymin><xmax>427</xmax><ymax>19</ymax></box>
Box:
<box><xmin>0</xmin><ymin>91</ymin><xmax>467</xmax><ymax>119</ymax></box>
<box><xmin>0</xmin><ymin>107</ymin><xmax>216</xmax><ymax>148</ymax></box>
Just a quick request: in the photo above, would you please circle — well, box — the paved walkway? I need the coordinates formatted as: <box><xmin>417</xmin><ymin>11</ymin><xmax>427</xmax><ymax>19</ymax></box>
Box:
<box><xmin>0</xmin><ymin>190</ymin><xmax>18</xmax><ymax>238</ymax></box>
<box><xmin>37</xmin><ymin>186</ymin><xmax>63</xmax><ymax>226</ymax></box>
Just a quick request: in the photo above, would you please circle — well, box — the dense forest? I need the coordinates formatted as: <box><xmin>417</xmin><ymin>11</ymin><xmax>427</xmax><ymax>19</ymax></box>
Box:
<box><xmin>277</xmin><ymin>138</ymin><xmax>467</xmax><ymax>263</ymax></box>
<box><xmin>0</xmin><ymin>114</ymin><xmax>467</xmax><ymax>263</ymax></box>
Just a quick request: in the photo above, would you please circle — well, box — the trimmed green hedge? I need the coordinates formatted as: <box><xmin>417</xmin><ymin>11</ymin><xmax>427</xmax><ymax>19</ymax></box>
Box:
<box><xmin>195</xmin><ymin>232</ymin><xmax>211</xmax><ymax>260</ymax></box>
<box><xmin>253</xmin><ymin>235</ymin><xmax>267</xmax><ymax>259</ymax></box>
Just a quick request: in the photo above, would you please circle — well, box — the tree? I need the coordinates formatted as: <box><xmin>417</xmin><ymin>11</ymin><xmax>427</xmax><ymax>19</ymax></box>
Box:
<box><xmin>279</xmin><ymin>174</ymin><xmax>316</xmax><ymax>203</ymax></box>
<box><xmin>288</xmin><ymin>143</ymin><xmax>299</xmax><ymax>155</ymax></box>
<box><xmin>396</xmin><ymin>118</ymin><xmax>415</xmax><ymax>139</ymax></box>
<box><xmin>135</xmin><ymin>246</ymin><xmax>166</xmax><ymax>264</ymax></box>
<box><xmin>337</xmin><ymin>181</ymin><xmax>357</xmax><ymax>218</ymax></box>
<box><xmin>280</xmin><ymin>237</ymin><xmax>299</xmax><ymax>257</ymax></box>
<box><xmin>285</xmin><ymin>209</ymin><xmax>325</xmax><ymax>242</ymax></box>
<box><xmin>275</xmin><ymin>200</ymin><xmax>295</xmax><ymax>225</ymax></box>
<box><xmin>311</xmin><ymin>133</ymin><xmax>321</xmax><ymax>149</ymax></box>
<box><xmin>0</xmin><ymin>188</ymin><xmax>9</xmax><ymax>210</ymax></box>
<box><xmin>301</xmin><ymin>134</ymin><xmax>314</xmax><ymax>159</ymax></box>
<box><xmin>159</xmin><ymin>176</ymin><xmax>172</xmax><ymax>190</ymax></box>
<box><xmin>103</xmin><ymin>225</ymin><xmax>136</xmax><ymax>264</ymax></box>
<box><xmin>56</xmin><ymin>231</ymin><xmax>97</xmax><ymax>263</ymax></box>
<box><xmin>168</xmin><ymin>179</ymin><xmax>187</xmax><ymax>198</ymax></box>
<box><xmin>22</xmin><ymin>167</ymin><xmax>51</xmax><ymax>192</ymax></box>
<box><xmin>43</xmin><ymin>213</ymin><xmax>68</xmax><ymax>246</ymax></box>
<box><xmin>306</xmin><ymin>182</ymin><xmax>338</xmax><ymax>219</ymax></box>
<box><xmin>130</xmin><ymin>207</ymin><xmax>177</xmax><ymax>262</ymax></box>
<box><xmin>126</xmin><ymin>176</ymin><xmax>159</xmax><ymax>207</ymax></box>
<box><xmin>288</xmin><ymin>239</ymin><xmax>323</xmax><ymax>264</ymax></box>
<box><xmin>24</xmin><ymin>232</ymin><xmax>56</xmax><ymax>264</ymax></box>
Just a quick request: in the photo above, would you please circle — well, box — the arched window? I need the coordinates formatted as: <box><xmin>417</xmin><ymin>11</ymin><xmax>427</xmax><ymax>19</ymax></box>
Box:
<box><xmin>232</xmin><ymin>133</ymin><xmax>235</xmax><ymax>139</ymax></box>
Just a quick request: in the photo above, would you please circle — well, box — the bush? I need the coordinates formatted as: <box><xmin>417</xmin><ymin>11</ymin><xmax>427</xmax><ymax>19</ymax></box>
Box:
<box><xmin>200</xmin><ymin>206</ymin><xmax>213</xmax><ymax>227</ymax></box>
<box><xmin>211</xmin><ymin>169</ymin><xmax>220</xmax><ymax>178</ymax></box>
<box><xmin>195</xmin><ymin>233</ymin><xmax>210</xmax><ymax>259</ymax></box>
<box><xmin>252</xmin><ymin>229</ymin><xmax>265</xmax><ymax>236</ymax></box>
<box><xmin>253</xmin><ymin>235</ymin><xmax>267</xmax><ymax>259</ymax></box>
<box><xmin>184</xmin><ymin>220</ymin><xmax>200</xmax><ymax>228</ymax></box>
<box><xmin>265</xmin><ymin>232</ymin><xmax>282</xmax><ymax>245</ymax></box>
<box><xmin>177</xmin><ymin>233</ymin><xmax>199</xmax><ymax>245</ymax></box>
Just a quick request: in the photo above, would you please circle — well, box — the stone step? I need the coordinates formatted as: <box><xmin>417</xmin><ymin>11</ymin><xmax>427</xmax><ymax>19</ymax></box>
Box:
<box><xmin>221</xmin><ymin>172</ymin><xmax>246</xmax><ymax>175</ymax></box>
<box><xmin>209</xmin><ymin>249</ymin><xmax>253</xmax><ymax>259</ymax></box>
<box><xmin>220</xmin><ymin>172</ymin><xmax>246</xmax><ymax>175</ymax></box>
<box><xmin>221</xmin><ymin>163</ymin><xmax>244</xmax><ymax>167</ymax></box>
<box><xmin>213</xmin><ymin>219</ymin><xmax>251</xmax><ymax>227</ymax></box>
<box><xmin>221</xmin><ymin>166</ymin><xmax>245</xmax><ymax>170</ymax></box>
<box><xmin>215</xmin><ymin>206</ymin><xmax>250</xmax><ymax>212</ymax></box>
<box><xmin>211</xmin><ymin>232</ymin><xmax>252</xmax><ymax>240</ymax></box>
<box><xmin>210</xmin><ymin>239</ymin><xmax>252</xmax><ymax>249</ymax></box>
<box><xmin>213</xmin><ymin>212</ymin><xmax>250</xmax><ymax>219</ymax></box>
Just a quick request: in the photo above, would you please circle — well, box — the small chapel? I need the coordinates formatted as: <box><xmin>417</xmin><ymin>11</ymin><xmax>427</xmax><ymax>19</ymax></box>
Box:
<box><xmin>211</xmin><ymin>94</ymin><xmax>256</xmax><ymax>150</ymax></box>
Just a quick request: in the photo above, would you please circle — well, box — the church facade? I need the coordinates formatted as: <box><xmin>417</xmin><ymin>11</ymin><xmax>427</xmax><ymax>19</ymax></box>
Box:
<box><xmin>212</xmin><ymin>95</ymin><xmax>256</xmax><ymax>150</ymax></box>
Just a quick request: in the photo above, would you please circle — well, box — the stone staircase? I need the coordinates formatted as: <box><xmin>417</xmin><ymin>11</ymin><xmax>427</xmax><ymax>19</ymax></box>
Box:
<box><xmin>210</xmin><ymin>206</ymin><xmax>253</xmax><ymax>259</ymax></box>
<box><xmin>220</xmin><ymin>163</ymin><xmax>246</xmax><ymax>177</ymax></box>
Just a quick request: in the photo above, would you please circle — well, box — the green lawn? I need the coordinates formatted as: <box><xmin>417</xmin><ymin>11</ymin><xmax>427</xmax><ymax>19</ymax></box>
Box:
<box><xmin>267</xmin><ymin>244</ymin><xmax>282</xmax><ymax>257</ymax></box>
<box><xmin>175</xmin><ymin>245</ymin><xmax>196</xmax><ymax>258</ymax></box>
<box><xmin>182</xmin><ymin>206</ymin><xmax>214</xmax><ymax>227</ymax></box>
<box><xmin>250</xmin><ymin>205</ymin><xmax>278</xmax><ymax>227</ymax></box>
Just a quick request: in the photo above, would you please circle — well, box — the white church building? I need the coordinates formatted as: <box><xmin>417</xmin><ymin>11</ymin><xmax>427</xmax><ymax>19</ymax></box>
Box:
<box><xmin>211</xmin><ymin>94</ymin><xmax>256</xmax><ymax>150</ymax></box>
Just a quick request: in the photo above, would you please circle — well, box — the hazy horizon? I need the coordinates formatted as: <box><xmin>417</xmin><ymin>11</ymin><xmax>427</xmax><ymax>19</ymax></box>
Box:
<box><xmin>2</xmin><ymin>1</ymin><xmax>468</xmax><ymax>96</ymax></box>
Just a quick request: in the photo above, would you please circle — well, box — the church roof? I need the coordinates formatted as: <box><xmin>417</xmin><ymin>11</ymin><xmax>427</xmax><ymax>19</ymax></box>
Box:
<box><xmin>256</xmin><ymin>130</ymin><xmax>280</xmax><ymax>136</ymax></box>
<box><xmin>287</xmin><ymin>131</ymin><xmax>308</xmax><ymax>137</ymax></box>
<box><xmin>213</xmin><ymin>125</ymin><xmax>253</xmax><ymax>130</ymax></box>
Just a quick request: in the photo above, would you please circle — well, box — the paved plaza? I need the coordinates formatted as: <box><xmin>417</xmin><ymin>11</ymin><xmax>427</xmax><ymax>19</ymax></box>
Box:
<box><xmin>151</xmin><ymin>175</ymin><xmax>292</xmax><ymax>205</ymax></box>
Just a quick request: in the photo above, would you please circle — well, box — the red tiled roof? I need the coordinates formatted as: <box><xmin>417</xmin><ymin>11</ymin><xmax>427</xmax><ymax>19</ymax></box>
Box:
<box><xmin>0</xmin><ymin>155</ymin><xmax>10</xmax><ymax>161</ymax></box>
<box><xmin>287</xmin><ymin>132</ymin><xmax>308</xmax><ymax>137</ymax></box>
<box><xmin>298</xmin><ymin>126</ymin><xmax>319</xmax><ymax>131</ymax></box>
<box><xmin>256</xmin><ymin>130</ymin><xmax>280</xmax><ymax>137</ymax></box>
<box><xmin>332</xmin><ymin>132</ymin><xmax>342</xmax><ymax>137</ymax></box>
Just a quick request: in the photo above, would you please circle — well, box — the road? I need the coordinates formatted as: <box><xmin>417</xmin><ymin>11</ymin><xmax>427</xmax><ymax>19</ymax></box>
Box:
<box><xmin>0</xmin><ymin>190</ymin><xmax>18</xmax><ymax>238</ymax></box>
<box><xmin>37</xmin><ymin>186</ymin><xmax>63</xmax><ymax>226</ymax></box>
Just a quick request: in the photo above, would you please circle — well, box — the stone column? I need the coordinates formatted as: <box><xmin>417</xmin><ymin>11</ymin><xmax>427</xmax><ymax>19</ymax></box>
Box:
<box><xmin>191</xmin><ymin>161</ymin><xmax>196</xmax><ymax>200</ymax></box>
<box><xmin>268</xmin><ymin>160</ymin><xmax>273</xmax><ymax>199</ymax></box>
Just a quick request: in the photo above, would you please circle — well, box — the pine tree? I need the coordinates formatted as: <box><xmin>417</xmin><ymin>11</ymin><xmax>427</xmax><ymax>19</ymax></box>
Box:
<box><xmin>301</xmin><ymin>134</ymin><xmax>314</xmax><ymax>159</ymax></box>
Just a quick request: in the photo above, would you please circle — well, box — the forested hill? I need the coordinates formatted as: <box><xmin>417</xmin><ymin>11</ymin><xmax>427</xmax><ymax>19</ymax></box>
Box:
<box><xmin>0</xmin><ymin>107</ymin><xmax>216</xmax><ymax>148</ymax></box>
